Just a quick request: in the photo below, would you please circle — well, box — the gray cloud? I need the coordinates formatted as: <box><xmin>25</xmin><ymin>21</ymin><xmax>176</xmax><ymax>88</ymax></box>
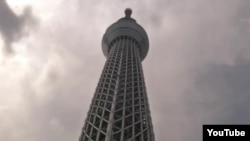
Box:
<box><xmin>141</xmin><ymin>0</ymin><xmax>250</xmax><ymax>140</ymax></box>
<box><xmin>0</xmin><ymin>0</ymin><xmax>37</xmax><ymax>53</ymax></box>
<box><xmin>0</xmin><ymin>0</ymin><xmax>250</xmax><ymax>141</ymax></box>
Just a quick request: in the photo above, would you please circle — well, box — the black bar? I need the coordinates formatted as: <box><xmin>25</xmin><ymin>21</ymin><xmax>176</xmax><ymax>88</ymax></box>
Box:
<box><xmin>203</xmin><ymin>125</ymin><xmax>250</xmax><ymax>141</ymax></box>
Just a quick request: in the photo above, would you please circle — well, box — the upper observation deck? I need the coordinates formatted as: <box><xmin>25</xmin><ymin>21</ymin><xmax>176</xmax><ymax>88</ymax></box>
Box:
<box><xmin>102</xmin><ymin>8</ymin><xmax>149</xmax><ymax>61</ymax></box>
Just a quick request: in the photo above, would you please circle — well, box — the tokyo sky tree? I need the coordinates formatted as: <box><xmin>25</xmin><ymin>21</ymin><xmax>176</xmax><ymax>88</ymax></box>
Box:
<box><xmin>79</xmin><ymin>8</ymin><xmax>155</xmax><ymax>141</ymax></box>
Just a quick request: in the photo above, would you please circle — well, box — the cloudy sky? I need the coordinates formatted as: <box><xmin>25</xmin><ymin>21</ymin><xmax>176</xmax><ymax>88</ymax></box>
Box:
<box><xmin>0</xmin><ymin>0</ymin><xmax>250</xmax><ymax>141</ymax></box>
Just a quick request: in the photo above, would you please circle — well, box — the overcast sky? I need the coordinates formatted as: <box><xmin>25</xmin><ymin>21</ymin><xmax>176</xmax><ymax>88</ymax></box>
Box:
<box><xmin>0</xmin><ymin>0</ymin><xmax>250</xmax><ymax>141</ymax></box>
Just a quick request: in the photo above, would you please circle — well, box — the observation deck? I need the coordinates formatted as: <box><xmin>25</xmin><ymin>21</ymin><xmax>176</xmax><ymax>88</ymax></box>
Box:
<box><xmin>102</xmin><ymin>8</ymin><xmax>149</xmax><ymax>61</ymax></box>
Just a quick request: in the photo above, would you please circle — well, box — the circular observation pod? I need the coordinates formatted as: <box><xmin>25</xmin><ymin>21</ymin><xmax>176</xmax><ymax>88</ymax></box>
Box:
<box><xmin>102</xmin><ymin>8</ymin><xmax>149</xmax><ymax>61</ymax></box>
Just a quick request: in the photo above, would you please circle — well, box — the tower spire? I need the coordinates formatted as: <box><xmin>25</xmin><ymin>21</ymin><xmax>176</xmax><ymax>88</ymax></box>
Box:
<box><xmin>125</xmin><ymin>8</ymin><xmax>132</xmax><ymax>18</ymax></box>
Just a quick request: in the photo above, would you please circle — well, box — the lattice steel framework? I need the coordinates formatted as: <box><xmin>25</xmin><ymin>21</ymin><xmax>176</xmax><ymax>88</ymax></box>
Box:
<box><xmin>79</xmin><ymin>8</ymin><xmax>154</xmax><ymax>141</ymax></box>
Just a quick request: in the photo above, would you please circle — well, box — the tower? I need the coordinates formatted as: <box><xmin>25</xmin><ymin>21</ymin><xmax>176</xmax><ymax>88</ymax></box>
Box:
<box><xmin>79</xmin><ymin>8</ymin><xmax>155</xmax><ymax>141</ymax></box>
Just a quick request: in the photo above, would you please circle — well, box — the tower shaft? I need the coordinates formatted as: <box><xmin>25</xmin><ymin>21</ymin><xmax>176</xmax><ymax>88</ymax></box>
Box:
<box><xmin>79</xmin><ymin>8</ymin><xmax>154</xmax><ymax>141</ymax></box>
